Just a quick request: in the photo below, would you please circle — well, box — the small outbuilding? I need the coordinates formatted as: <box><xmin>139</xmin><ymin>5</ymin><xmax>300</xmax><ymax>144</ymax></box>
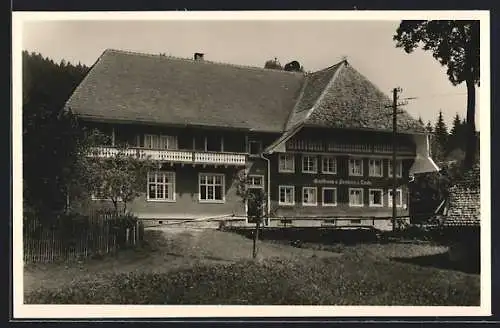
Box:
<box><xmin>441</xmin><ymin>164</ymin><xmax>480</xmax><ymax>270</ymax></box>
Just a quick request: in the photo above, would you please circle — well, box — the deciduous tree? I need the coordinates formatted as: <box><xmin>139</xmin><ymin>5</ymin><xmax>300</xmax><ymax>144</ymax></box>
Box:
<box><xmin>394</xmin><ymin>20</ymin><xmax>479</xmax><ymax>169</ymax></box>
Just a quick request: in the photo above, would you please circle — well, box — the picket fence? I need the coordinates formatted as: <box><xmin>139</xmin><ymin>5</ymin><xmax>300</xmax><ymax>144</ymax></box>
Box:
<box><xmin>23</xmin><ymin>210</ymin><xmax>144</xmax><ymax>263</ymax></box>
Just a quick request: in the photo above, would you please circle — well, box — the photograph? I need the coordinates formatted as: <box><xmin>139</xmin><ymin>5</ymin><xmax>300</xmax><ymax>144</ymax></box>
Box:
<box><xmin>12</xmin><ymin>11</ymin><xmax>490</xmax><ymax>318</ymax></box>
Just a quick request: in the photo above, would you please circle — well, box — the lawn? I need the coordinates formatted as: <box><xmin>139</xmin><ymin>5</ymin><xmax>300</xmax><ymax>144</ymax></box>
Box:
<box><xmin>24</xmin><ymin>227</ymin><xmax>480</xmax><ymax>305</ymax></box>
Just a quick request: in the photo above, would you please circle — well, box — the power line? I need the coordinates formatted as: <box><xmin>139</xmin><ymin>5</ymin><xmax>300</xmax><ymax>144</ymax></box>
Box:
<box><xmin>401</xmin><ymin>92</ymin><xmax>467</xmax><ymax>101</ymax></box>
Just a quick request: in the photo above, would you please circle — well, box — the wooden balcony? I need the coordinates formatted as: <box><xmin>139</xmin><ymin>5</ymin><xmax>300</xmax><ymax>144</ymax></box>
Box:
<box><xmin>194</xmin><ymin>151</ymin><xmax>247</xmax><ymax>165</ymax></box>
<box><xmin>89</xmin><ymin>146</ymin><xmax>247</xmax><ymax>166</ymax></box>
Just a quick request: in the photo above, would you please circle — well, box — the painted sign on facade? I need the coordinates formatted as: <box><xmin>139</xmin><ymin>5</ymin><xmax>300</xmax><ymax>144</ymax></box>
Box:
<box><xmin>313</xmin><ymin>178</ymin><xmax>373</xmax><ymax>186</ymax></box>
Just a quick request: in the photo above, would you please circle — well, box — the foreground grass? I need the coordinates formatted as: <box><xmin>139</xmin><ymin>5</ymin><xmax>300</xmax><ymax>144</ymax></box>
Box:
<box><xmin>25</xmin><ymin>255</ymin><xmax>479</xmax><ymax>305</ymax></box>
<box><xmin>24</xmin><ymin>228</ymin><xmax>480</xmax><ymax>305</ymax></box>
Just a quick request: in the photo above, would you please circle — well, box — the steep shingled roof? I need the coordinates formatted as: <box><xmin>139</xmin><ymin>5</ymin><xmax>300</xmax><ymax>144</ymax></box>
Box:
<box><xmin>295</xmin><ymin>61</ymin><xmax>426</xmax><ymax>133</ymax></box>
<box><xmin>443</xmin><ymin>165</ymin><xmax>481</xmax><ymax>227</ymax></box>
<box><xmin>66</xmin><ymin>49</ymin><xmax>425</xmax><ymax>135</ymax></box>
<box><xmin>285</xmin><ymin>62</ymin><xmax>343</xmax><ymax>130</ymax></box>
<box><xmin>65</xmin><ymin>49</ymin><xmax>305</xmax><ymax>132</ymax></box>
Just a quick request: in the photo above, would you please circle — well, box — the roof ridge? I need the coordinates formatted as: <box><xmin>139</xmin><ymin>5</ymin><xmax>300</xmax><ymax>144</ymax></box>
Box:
<box><xmin>283</xmin><ymin>74</ymin><xmax>310</xmax><ymax>131</ymax></box>
<box><xmin>303</xmin><ymin>61</ymin><xmax>346</xmax><ymax>123</ymax></box>
<box><xmin>103</xmin><ymin>48</ymin><xmax>306</xmax><ymax>76</ymax></box>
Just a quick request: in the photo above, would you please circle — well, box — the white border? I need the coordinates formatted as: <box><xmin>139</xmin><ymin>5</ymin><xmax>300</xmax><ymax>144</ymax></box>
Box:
<box><xmin>322</xmin><ymin>187</ymin><xmax>338</xmax><ymax>207</ymax></box>
<box><xmin>12</xmin><ymin>10</ymin><xmax>491</xmax><ymax>319</ymax></box>
<box><xmin>388</xmin><ymin>188</ymin><xmax>403</xmax><ymax>208</ymax></box>
<box><xmin>321</xmin><ymin>155</ymin><xmax>337</xmax><ymax>175</ymax></box>
<box><xmin>368</xmin><ymin>188</ymin><xmax>384</xmax><ymax>207</ymax></box>
<box><xmin>348</xmin><ymin>187</ymin><xmax>364</xmax><ymax>207</ymax></box>
<box><xmin>368</xmin><ymin>159</ymin><xmax>384</xmax><ymax>177</ymax></box>
<box><xmin>348</xmin><ymin>158</ymin><xmax>364</xmax><ymax>177</ymax></box>
<box><xmin>278</xmin><ymin>153</ymin><xmax>295</xmax><ymax>173</ymax></box>
<box><xmin>302</xmin><ymin>187</ymin><xmax>318</xmax><ymax>206</ymax></box>
<box><xmin>302</xmin><ymin>155</ymin><xmax>318</xmax><ymax>174</ymax></box>
<box><xmin>389</xmin><ymin>159</ymin><xmax>403</xmax><ymax>178</ymax></box>
<box><xmin>146</xmin><ymin>171</ymin><xmax>177</xmax><ymax>202</ymax></box>
<box><xmin>198</xmin><ymin>173</ymin><xmax>226</xmax><ymax>203</ymax></box>
<box><xmin>278</xmin><ymin>185</ymin><xmax>295</xmax><ymax>206</ymax></box>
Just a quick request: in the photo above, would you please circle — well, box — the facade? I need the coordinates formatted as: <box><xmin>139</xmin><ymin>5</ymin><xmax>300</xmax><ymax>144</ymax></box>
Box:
<box><xmin>65</xmin><ymin>49</ymin><xmax>439</xmax><ymax>230</ymax></box>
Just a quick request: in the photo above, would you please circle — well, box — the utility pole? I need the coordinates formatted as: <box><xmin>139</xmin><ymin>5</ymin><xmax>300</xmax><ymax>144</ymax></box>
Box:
<box><xmin>392</xmin><ymin>87</ymin><xmax>401</xmax><ymax>232</ymax></box>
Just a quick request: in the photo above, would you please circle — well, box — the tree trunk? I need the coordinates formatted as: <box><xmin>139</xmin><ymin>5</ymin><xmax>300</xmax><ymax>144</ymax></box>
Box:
<box><xmin>252</xmin><ymin>221</ymin><xmax>260</xmax><ymax>259</ymax></box>
<box><xmin>463</xmin><ymin>78</ymin><xmax>476</xmax><ymax>170</ymax></box>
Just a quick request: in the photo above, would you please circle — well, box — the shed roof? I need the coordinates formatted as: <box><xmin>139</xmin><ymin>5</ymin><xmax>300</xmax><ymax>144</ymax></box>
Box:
<box><xmin>443</xmin><ymin>165</ymin><xmax>481</xmax><ymax>227</ymax></box>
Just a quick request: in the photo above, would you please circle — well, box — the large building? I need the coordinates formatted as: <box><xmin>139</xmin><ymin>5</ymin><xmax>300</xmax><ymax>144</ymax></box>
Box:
<box><xmin>65</xmin><ymin>49</ymin><xmax>439</xmax><ymax>230</ymax></box>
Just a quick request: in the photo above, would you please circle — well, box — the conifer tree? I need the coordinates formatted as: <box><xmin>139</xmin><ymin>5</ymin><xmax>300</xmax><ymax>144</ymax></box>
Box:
<box><xmin>432</xmin><ymin>111</ymin><xmax>448</xmax><ymax>161</ymax></box>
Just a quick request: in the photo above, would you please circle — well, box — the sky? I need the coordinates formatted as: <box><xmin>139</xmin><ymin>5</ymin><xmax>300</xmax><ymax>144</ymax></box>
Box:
<box><xmin>22</xmin><ymin>19</ymin><xmax>481</xmax><ymax>130</ymax></box>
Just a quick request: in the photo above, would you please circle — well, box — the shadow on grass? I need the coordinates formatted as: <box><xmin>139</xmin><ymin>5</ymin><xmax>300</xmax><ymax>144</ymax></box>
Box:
<box><xmin>391</xmin><ymin>252</ymin><xmax>479</xmax><ymax>274</ymax></box>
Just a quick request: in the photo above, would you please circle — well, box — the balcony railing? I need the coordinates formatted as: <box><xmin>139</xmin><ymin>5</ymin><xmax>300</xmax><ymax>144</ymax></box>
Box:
<box><xmin>89</xmin><ymin>146</ymin><xmax>246</xmax><ymax>166</ymax></box>
<box><xmin>194</xmin><ymin>152</ymin><xmax>247</xmax><ymax>165</ymax></box>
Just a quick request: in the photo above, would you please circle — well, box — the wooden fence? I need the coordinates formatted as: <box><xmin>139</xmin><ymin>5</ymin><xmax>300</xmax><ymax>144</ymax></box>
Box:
<box><xmin>23</xmin><ymin>210</ymin><xmax>145</xmax><ymax>263</ymax></box>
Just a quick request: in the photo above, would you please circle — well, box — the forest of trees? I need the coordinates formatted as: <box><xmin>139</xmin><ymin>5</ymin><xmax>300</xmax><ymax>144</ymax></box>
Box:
<box><xmin>423</xmin><ymin>110</ymin><xmax>475</xmax><ymax>165</ymax></box>
<box><xmin>23</xmin><ymin>51</ymin><xmax>90</xmax><ymax>221</ymax></box>
<box><xmin>410</xmin><ymin>110</ymin><xmax>479</xmax><ymax>222</ymax></box>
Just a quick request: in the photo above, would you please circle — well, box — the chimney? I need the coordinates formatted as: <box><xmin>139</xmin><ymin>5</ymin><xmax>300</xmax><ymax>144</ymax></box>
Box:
<box><xmin>194</xmin><ymin>53</ymin><xmax>204</xmax><ymax>61</ymax></box>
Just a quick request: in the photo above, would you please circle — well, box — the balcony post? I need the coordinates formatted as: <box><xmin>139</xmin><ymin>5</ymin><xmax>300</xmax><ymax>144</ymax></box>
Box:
<box><xmin>111</xmin><ymin>127</ymin><xmax>116</xmax><ymax>147</ymax></box>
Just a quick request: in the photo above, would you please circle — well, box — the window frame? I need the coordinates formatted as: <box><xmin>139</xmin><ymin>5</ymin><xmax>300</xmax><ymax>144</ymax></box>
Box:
<box><xmin>368</xmin><ymin>158</ymin><xmax>383</xmax><ymax>177</ymax></box>
<box><xmin>322</xmin><ymin>187</ymin><xmax>338</xmax><ymax>207</ymax></box>
<box><xmin>144</xmin><ymin>134</ymin><xmax>178</xmax><ymax>150</ymax></box>
<box><xmin>389</xmin><ymin>160</ymin><xmax>403</xmax><ymax>178</ymax></box>
<box><xmin>198</xmin><ymin>173</ymin><xmax>226</xmax><ymax>203</ymax></box>
<box><xmin>349</xmin><ymin>158</ymin><xmax>364</xmax><ymax>177</ymax></box>
<box><xmin>278</xmin><ymin>154</ymin><xmax>295</xmax><ymax>173</ymax></box>
<box><xmin>321</xmin><ymin>155</ymin><xmax>337</xmax><ymax>175</ymax></box>
<box><xmin>348</xmin><ymin>187</ymin><xmax>364</xmax><ymax>207</ymax></box>
<box><xmin>247</xmin><ymin>174</ymin><xmax>265</xmax><ymax>189</ymax></box>
<box><xmin>160</xmin><ymin>135</ymin><xmax>178</xmax><ymax>150</ymax></box>
<box><xmin>302</xmin><ymin>155</ymin><xmax>318</xmax><ymax>174</ymax></box>
<box><xmin>278</xmin><ymin>185</ymin><xmax>295</xmax><ymax>206</ymax></box>
<box><xmin>388</xmin><ymin>188</ymin><xmax>403</xmax><ymax>208</ymax></box>
<box><xmin>146</xmin><ymin>171</ymin><xmax>176</xmax><ymax>202</ymax></box>
<box><xmin>302</xmin><ymin>187</ymin><xmax>318</xmax><ymax>206</ymax></box>
<box><xmin>368</xmin><ymin>188</ymin><xmax>384</xmax><ymax>207</ymax></box>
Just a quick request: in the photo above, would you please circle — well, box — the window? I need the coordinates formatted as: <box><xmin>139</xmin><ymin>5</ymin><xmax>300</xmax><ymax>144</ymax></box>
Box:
<box><xmin>144</xmin><ymin>134</ymin><xmax>159</xmax><ymax>149</ymax></box>
<box><xmin>147</xmin><ymin>171</ymin><xmax>176</xmax><ymax>201</ymax></box>
<box><xmin>322</xmin><ymin>187</ymin><xmax>337</xmax><ymax>206</ymax></box>
<box><xmin>368</xmin><ymin>159</ymin><xmax>383</xmax><ymax>177</ymax></box>
<box><xmin>302</xmin><ymin>155</ymin><xmax>318</xmax><ymax>173</ymax></box>
<box><xmin>199</xmin><ymin>173</ymin><xmax>225</xmax><ymax>202</ymax></box>
<box><xmin>160</xmin><ymin>135</ymin><xmax>178</xmax><ymax>150</ymax></box>
<box><xmin>279</xmin><ymin>185</ymin><xmax>295</xmax><ymax>206</ymax></box>
<box><xmin>369</xmin><ymin>189</ymin><xmax>383</xmax><ymax>207</ymax></box>
<box><xmin>389</xmin><ymin>160</ymin><xmax>403</xmax><ymax>178</ymax></box>
<box><xmin>248</xmin><ymin>140</ymin><xmax>262</xmax><ymax>155</ymax></box>
<box><xmin>388</xmin><ymin>189</ymin><xmax>403</xmax><ymax>208</ymax></box>
<box><xmin>302</xmin><ymin>187</ymin><xmax>318</xmax><ymax>206</ymax></box>
<box><xmin>322</xmin><ymin>156</ymin><xmax>337</xmax><ymax>174</ymax></box>
<box><xmin>349</xmin><ymin>158</ymin><xmax>363</xmax><ymax>176</ymax></box>
<box><xmin>278</xmin><ymin>154</ymin><xmax>295</xmax><ymax>173</ymax></box>
<box><xmin>247</xmin><ymin>175</ymin><xmax>264</xmax><ymax>188</ymax></box>
<box><xmin>349</xmin><ymin>188</ymin><xmax>364</xmax><ymax>207</ymax></box>
<box><xmin>144</xmin><ymin>134</ymin><xmax>178</xmax><ymax>150</ymax></box>
<box><xmin>206</xmin><ymin>135</ymin><xmax>224</xmax><ymax>152</ymax></box>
